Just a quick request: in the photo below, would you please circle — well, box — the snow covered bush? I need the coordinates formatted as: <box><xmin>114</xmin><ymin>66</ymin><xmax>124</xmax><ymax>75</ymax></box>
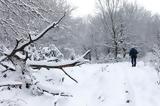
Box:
<box><xmin>41</xmin><ymin>44</ymin><xmax>64</xmax><ymax>61</ymax></box>
<box><xmin>27</xmin><ymin>44</ymin><xmax>64</xmax><ymax>61</ymax></box>
<box><xmin>150</xmin><ymin>45</ymin><xmax>160</xmax><ymax>70</ymax></box>
<box><xmin>147</xmin><ymin>45</ymin><xmax>160</xmax><ymax>84</ymax></box>
<box><xmin>0</xmin><ymin>99</ymin><xmax>26</xmax><ymax>106</ymax></box>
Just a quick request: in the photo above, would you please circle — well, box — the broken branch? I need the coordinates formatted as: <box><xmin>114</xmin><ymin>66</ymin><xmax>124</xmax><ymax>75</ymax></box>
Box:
<box><xmin>61</xmin><ymin>68</ymin><xmax>78</xmax><ymax>83</ymax></box>
<box><xmin>28</xmin><ymin>50</ymin><xmax>90</xmax><ymax>69</ymax></box>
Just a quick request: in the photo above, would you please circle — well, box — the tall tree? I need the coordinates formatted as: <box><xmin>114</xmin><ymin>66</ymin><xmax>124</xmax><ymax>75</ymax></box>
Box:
<box><xmin>98</xmin><ymin>0</ymin><xmax>125</xmax><ymax>59</ymax></box>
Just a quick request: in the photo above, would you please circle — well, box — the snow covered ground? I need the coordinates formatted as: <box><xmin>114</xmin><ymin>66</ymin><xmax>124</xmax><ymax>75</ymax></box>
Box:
<box><xmin>0</xmin><ymin>61</ymin><xmax>160</xmax><ymax>106</ymax></box>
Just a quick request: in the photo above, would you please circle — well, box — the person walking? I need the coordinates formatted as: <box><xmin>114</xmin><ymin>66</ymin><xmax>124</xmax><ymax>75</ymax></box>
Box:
<box><xmin>129</xmin><ymin>48</ymin><xmax>138</xmax><ymax>67</ymax></box>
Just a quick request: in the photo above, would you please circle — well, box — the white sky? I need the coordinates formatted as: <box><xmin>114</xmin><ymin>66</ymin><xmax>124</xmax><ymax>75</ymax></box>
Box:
<box><xmin>69</xmin><ymin>0</ymin><xmax>160</xmax><ymax>17</ymax></box>
<box><xmin>130</xmin><ymin>0</ymin><xmax>160</xmax><ymax>14</ymax></box>
<box><xmin>69</xmin><ymin>0</ymin><xmax>96</xmax><ymax>17</ymax></box>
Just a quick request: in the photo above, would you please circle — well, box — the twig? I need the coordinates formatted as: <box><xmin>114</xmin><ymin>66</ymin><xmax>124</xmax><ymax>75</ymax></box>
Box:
<box><xmin>61</xmin><ymin>68</ymin><xmax>78</xmax><ymax>83</ymax></box>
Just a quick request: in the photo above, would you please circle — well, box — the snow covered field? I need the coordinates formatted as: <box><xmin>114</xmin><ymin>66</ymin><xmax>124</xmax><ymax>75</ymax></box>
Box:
<box><xmin>0</xmin><ymin>61</ymin><xmax>160</xmax><ymax>106</ymax></box>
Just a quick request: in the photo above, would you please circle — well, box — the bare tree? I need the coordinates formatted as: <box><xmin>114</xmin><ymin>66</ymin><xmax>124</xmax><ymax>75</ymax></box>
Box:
<box><xmin>98</xmin><ymin>0</ymin><xmax>125</xmax><ymax>59</ymax></box>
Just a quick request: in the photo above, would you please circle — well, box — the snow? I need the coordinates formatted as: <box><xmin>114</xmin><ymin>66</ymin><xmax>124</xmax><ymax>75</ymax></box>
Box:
<box><xmin>0</xmin><ymin>81</ymin><xmax>22</xmax><ymax>86</ymax></box>
<box><xmin>63</xmin><ymin>62</ymin><xmax>160</xmax><ymax>106</ymax></box>
<box><xmin>1</xmin><ymin>61</ymin><xmax>160</xmax><ymax>106</ymax></box>
<box><xmin>1</xmin><ymin>62</ymin><xmax>15</xmax><ymax>69</ymax></box>
<box><xmin>15</xmin><ymin>52</ymin><xmax>26</xmax><ymax>60</ymax></box>
<box><xmin>0</xmin><ymin>56</ymin><xmax>7</xmax><ymax>62</ymax></box>
<box><xmin>26</xmin><ymin>57</ymin><xmax>89</xmax><ymax>68</ymax></box>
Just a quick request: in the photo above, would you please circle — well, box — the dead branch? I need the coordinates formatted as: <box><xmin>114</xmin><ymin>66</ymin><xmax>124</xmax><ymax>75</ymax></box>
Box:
<box><xmin>61</xmin><ymin>68</ymin><xmax>78</xmax><ymax>83</ymax></box>
<box><xmin>0</xmin><ymin>62</ymin><xmax>16</xmax><ymax>72</ymax></box>
<box><xmin>29</xmin><ymin>61</ymin><xmax>83</xmax><ymax>69</ymax></box>
<box><xmin>28</xmin><ymin>50</ymin><xmax>90</xmax><ymax>69</ymax></box>
<box><xmin>15</xmin><ymin>12</ymin><xmax>66</xmax><ymax>52</ymax></box>
<box><xmin>0</xmin><ymin>82</ymin><xmax>22</xmax><ymax>88</ymax></box>
<box><xmin>0</xmin><ymin>84</ymin><xmax>22</xmax><ymax>88</ymax></box>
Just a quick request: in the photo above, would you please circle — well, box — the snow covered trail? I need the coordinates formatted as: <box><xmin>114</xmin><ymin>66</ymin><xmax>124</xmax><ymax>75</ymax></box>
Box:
<box><xmin>64</xmin><ymin>62</ymin><xmax>160</xmax><ymax>106</ymax></box>
<box><xmin>0</xmin><ymin>61</ymin><xmax>160</xmax><ymax>106</ymax></box>
<box><xmin>122</xmin><ymin>62</ymin><xmax>160</xmax><ymax>106</ymax></box>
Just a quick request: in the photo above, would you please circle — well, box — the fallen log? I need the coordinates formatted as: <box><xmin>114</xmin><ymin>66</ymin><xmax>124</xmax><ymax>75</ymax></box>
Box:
<box><xmin>27</xmin><ymin>50</ymin><xmax>90</xmax><ymax>69</ymax></box>
<box><xmin>27</xmin><ymin>50</ymin><xmax>90</xmax><ymax>83</ymax></box>
<box><xmin>0</xmin><ymin>81</ymin><xmax>22</xmax><ymax>89</ymax></box>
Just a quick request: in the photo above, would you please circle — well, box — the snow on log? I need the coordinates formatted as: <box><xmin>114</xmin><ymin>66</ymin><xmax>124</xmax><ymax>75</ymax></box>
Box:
<box><xmin>27</xmin><ymin>50</ymin><xmax>90</xmax><ymax>69</ymax></box>
<box><xmin>0</xmin><ymin>62</ymin><xmax>16</xmax><ymax>72</ymax></box>
<box><xmin>0</xmin><ymin>81</ymin><xmax>22</xmax><ymax>87</ymax></box>
<box><xmin>15</xmin><ymin>52</ymin><xmax>26</xmax><ymax>60</ymax></box>
<box><xmin>27</xmin><ymin>50</ymin><xmax>90</xmax><ymax>83</ymax></box>
<box><xmin>0</xmin><ymin>56</ymin><xmax>7</xmax><ymax>62</ymax></box>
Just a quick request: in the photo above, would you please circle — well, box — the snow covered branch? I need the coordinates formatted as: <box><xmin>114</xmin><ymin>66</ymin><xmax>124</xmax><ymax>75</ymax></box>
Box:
<box><xmin>0</xmin><ymin>12</ymin><xmax>66</xmax><ymax>64</ymax></box>
<box><xmin>61</xmin><ymin>68</ymin><xmax>78</xmax><ymax>83</ymax></box>
<box><xmin>0</xmin><ymin>62</ymin><xmax>16</xmax><ymax>73</ymax></box>
<box><xmin>10</xmin><ymin>12</ymin><xmax>66</xmax><ymax>59</ymax></box>
<box><xmin>28</xmin><ymin>50</ymin><xmax>90</xmax><ymax>69</ymax></box>
<box><xmin>0</xmin><ymin>81</ymin><xmax>22</xmax><ymax>89</ymax></box>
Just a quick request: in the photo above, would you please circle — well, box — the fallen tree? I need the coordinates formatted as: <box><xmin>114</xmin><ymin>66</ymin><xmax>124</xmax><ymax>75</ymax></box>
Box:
<box><xmin>0</xmin><ymin>81</ymin><xmax>22</xmax><ymax>88</ymax></box>
<box><xmin>28</xmin><ymin>50</ymin><xmax>90</xmax><ymax>83</ymax></box>
<box><xmin>0</xmin><ymin>12</ymin><xmax>90</xmax><ymax>97</ymax></box>
<box><xmin>28</xmin><ymin>50</ymin><xmax>90</xmax><ymax>69</ymax></box>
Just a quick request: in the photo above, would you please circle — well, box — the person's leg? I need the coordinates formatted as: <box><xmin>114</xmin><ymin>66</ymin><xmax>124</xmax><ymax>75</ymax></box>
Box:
<box><xmin>131</xmin><ymin>56</ymin><xmax>134</xmax><ymax>67</ymax></box>
<box><xmin>134</xmin><ymin>57</ymin><xmax>137</xmax><ymax>67</ymax></box>
<box><xmin>132</xmin><ymin>57</ymin><xmax>136</xmax><ymax>67</ymax></box>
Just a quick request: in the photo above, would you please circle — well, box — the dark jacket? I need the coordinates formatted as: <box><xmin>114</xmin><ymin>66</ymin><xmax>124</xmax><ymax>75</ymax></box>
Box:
<box><xmin>129</xmin><ymin>48</ymin><xmax>138</xmax><ymax>57</ymax></box>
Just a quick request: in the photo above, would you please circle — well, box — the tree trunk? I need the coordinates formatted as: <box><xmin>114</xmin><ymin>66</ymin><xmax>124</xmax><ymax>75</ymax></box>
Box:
<box><xmin>114</xmin><ymin>40</ymin><xmax>118</xmax><ymax>59</ymax></box>
<box><xmin>122</xmin><ymin>48</ymin><xmax>126</xmax><ymax>58</ymax></box>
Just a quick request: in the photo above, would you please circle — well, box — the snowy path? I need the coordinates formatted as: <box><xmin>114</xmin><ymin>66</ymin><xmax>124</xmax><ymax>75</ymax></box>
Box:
<box><xmin>64</xmin><ymin>62</ymin><xmax>160</xmax><ymax>106</ymax></box>
<box><xmin>1</xmin><ymin>62</ymin><xmax>160</xmax><ymax>106</ymax></box>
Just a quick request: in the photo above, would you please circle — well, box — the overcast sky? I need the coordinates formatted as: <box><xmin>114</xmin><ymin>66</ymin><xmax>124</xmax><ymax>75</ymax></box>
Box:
<box><xmin>130</xmin><ymin>0</ymin><xmax>160</xmax><ymax>14</ymax></box>
<box><xmin>69</xmin><ymin>0</ymin><xmax>160</xmax><ymax>17</ymax></box>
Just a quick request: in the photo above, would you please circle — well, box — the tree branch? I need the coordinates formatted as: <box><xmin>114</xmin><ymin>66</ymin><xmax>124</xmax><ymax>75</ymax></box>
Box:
<box><xmin>0</xmin><ymin>81</ymin><xmax>22</xmax><ymax>88</ymax></box>
<box><xmin>1</xmin><ymin>12</ymin><xmax>66</xmax><ymax>62</ymax></box>
<box><xmin>28</xmin><ymin>50</ymin><xmax>90</xmax><ymax>69</ymax></box>
<box><xmin>61</xmin><ymin>68</ymin><xmax>78</xmax><ymax>83</ymax></box>
<box><xmin>0</xmin><ymin>62</ymin><xmax>16</xmax><ymax>72</ymax></box>
<box><xmin>16</xmin><ymin>12</ymin><xmax>66</xmax><ymax>52</ymax></box>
